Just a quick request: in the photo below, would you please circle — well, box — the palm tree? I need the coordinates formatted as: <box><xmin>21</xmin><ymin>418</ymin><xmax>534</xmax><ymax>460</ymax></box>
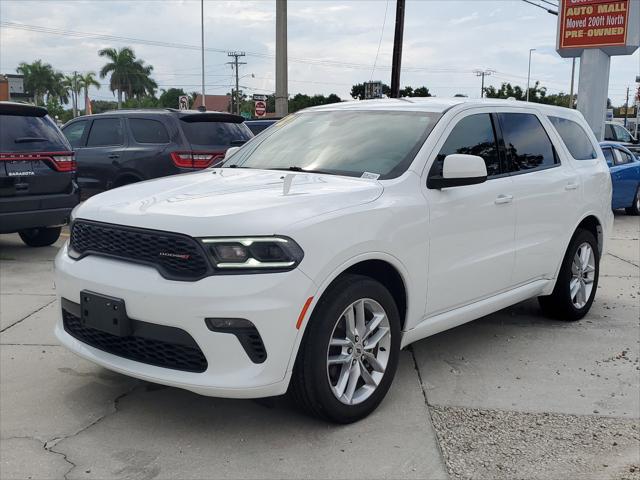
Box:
<box><xmin>63</xmin><ymin>72</ymin><xmax>82</xmax><ymax>117</ymax></box>
<box><xmin>99</xmin><ymin>47</ymin><xmax>156</xmax><ymax>108</ymax></box>
<box><xmin>16</xmin><ymin>60</ymin><xmax>57</xmax><ymax>105</ymax></box>
<box><xmin>79</xmin><ymin>72</ymin><xmax>100</xmax><ymax>115</ymax></box>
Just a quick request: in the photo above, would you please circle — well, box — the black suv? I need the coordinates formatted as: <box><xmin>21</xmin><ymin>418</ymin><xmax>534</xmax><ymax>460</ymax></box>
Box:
<box><xmin>0</xmin><ymin>102</ymin><xmax>79</xmax><ymax>246</ymax></box>
<box><xmin>62</xmin><ymin>109</ymin><xmax>253</xmax><ymax>197</ymax></box>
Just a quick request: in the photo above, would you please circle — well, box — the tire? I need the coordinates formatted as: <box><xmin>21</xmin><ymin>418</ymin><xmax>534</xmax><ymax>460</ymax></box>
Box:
<box><xmin>538</xmin><ymin>228</ymin><xmax>599</xmax><ymax>321</ymax></box>
<box><xmin>18</xmin><ymin>227</ymin><xmax>62</xmax><ymax>247</ymax></box>
<box><xmin>290</xmin><ymin>274</ymin><xmax>401</xmax><ymax>423</ymax></box>
<box><xmin>625</xmin><ymin>186</ymin><xmax>640</xmax><ymax>215</ymax></box>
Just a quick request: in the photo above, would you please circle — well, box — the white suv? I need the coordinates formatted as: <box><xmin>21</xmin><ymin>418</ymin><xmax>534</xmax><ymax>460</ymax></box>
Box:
<box><xmin>55</xmin><ymin>98</ymin><xmax>613</xmax><ymax>423</ymax></box>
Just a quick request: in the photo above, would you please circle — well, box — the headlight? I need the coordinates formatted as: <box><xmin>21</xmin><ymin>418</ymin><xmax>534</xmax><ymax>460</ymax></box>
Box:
<box><xmin>201</xmin><ymin>236</ymin><xmax>304</xmax><ymax>271</ymax></box>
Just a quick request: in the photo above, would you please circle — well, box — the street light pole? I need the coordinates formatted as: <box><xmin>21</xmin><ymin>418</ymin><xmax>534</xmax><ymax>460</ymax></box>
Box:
<box><xmin>200</xmin><ymin>0</ymin><xmax>206</xmax><ymax>109</ymax></box>
<box><xmin>275</xmin><ymin>0</ymin><xmax>288</xmax><ymax>117</ymax></box>
<box><xmin>569</xmin><ymin>57</ymin><xmax>576</xmax><ymax>108</ymax></box>
<box><xmin>526</xmin><ymin>48</ymin><xmax>536</xmax><ymax>102</ymax></box>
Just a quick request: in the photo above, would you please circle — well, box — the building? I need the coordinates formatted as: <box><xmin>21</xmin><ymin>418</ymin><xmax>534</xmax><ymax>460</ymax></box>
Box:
<box><xmin>0</xmin><ymin>74</ymin><xmax>30</xmax><ymax>102</ymax></box>
<box><xmin>191</xmin><ymin>94</ymin><xmax>231</xmax><ymax>112</ymax></box>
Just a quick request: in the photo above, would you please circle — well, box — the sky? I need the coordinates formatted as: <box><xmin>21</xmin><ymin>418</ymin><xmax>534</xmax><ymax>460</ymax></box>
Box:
<box><xmin>1</xmin><ymin>0</ymin><xmax>638</xmax><ymax>107</ymax></box>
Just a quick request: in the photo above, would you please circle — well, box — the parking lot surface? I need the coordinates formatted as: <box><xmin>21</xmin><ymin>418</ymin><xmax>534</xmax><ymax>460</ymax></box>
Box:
<box><xmin>1</xmin><ymin>216</ymin><xmax>638</xmax><ymax>480</ymax></box>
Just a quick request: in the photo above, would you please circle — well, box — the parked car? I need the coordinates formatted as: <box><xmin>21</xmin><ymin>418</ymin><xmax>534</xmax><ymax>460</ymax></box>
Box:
<box><xmin>55</xmin><ymin>98</ymin><xmax>613</xmax><ymax>423</ymax></box>
<box><xmin>245</xmin><ymin>119</ymin><xmax>279</xmax><ymax>135</ymax></box>
<box><xmin>0</xmin><ymin>102</ymin><xmax>79</xmax><ymax>246</ymax></box>
<box><xmin>604</xmin><ymin>121</ymin><xmax>639</xmax><ymax>154</ymax></box>
<box><xmin>61</xmin><ymin>109</ymin><xmax>253</xmax><ymax>197</ymax></box>
<box><xmin>600</xmin><ymin>141</ymin><xmax>640</xmax><ymax>215</ymax></box>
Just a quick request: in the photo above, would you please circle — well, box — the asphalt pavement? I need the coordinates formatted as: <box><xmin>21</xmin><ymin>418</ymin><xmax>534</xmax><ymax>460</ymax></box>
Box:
<box><xmin>1</xmin><ymin>215</ymin><xmax>638</xmax><ymax>480</ymax></box>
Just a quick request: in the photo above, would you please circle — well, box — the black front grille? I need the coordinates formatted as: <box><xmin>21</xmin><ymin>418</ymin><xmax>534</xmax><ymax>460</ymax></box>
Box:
<box><xmin>62</xmin><ymin>303</ymin><xmax>208</xmax><ymax>373</ymax></box>
<box><xmin>71</xmin><ymin>220</ymin><xmax>211</xmax><ymax>280</ymax></box>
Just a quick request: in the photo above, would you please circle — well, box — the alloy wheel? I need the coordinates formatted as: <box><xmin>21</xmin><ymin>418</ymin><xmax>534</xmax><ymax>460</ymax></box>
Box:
<box><xmin>570</xmin><ymin>242</ymin><xmax>596</xmax><ymax>309</ymax></box>
<box><xmin>326</xmin><ymin>298</ymin><xmax>391</xmax><ymax>405</ymax></box>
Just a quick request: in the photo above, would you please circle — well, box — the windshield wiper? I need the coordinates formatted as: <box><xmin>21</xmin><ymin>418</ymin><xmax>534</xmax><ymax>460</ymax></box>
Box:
<box><xmin>15</xmin><ymin>137</ymin><xmax>47</xmax><ymax>143</ymax></box>
<box><xmin>269</xmin><ymin>166</ymin><xmax>334</xmax><ymax>175</ymax></box>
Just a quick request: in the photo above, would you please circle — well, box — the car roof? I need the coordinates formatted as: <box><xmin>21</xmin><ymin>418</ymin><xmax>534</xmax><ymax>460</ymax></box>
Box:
<box><xmin>0</xmin><ymin>101</ymin><xmax>48</xmax><ymax>117</ymax></box>
<box><xmin>306</xmin><ymin>97</ymin><xmax>583</xmax><ymax>117</ymax></box>
<box><xmin>68</xmin><ymin>109</ymin><xmax>245</xmax><ymax>123</ymax></box>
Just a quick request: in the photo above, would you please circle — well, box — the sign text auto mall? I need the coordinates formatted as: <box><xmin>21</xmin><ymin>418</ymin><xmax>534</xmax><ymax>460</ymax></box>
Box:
<box><xmin>559</xmin><ymin>0</ymin><xmax>630</xmax><ymax>49</ymax></box>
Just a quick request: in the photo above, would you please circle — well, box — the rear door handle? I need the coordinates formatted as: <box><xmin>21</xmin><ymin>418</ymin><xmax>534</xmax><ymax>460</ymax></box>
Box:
<box><xmin>495</xmin><ymin>194</ymin><xmax>513</xmax><ymax>205</ymax></box>
<box><xmin>565</xmin><ymin>182</ymin><xmax>579</xmax><ymax>191</ymax></box>
<box><xmin>108</xmin><ymin>154</ymin><xmax>120</xmax><ymax>159</ymax></box>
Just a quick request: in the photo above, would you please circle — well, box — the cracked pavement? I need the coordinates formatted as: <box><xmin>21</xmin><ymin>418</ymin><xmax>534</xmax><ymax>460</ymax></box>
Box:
<box><xmin>1</xmin><ymin>215</ymin><xmax>639</xmax><ymax>480</ymax></box>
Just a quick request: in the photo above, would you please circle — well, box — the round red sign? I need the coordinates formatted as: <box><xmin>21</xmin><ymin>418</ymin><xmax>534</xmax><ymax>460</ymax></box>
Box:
<box><xmin>254</xmin><ymin>101</ymin><xmax>266</xmax><ymax>118</ymax></box>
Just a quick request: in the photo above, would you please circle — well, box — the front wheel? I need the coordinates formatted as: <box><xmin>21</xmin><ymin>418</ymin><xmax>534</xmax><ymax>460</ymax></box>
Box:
<box><xmin>19</xmin><ymin>227</ymin><xmax>61</xmax><ymax>247</ymax></box>
<box><xmin>290</xmin><ymin>274</ymin><xmax>401</xmax><ymax>423</ymax></box>
<box><xmin>538</xmin><ymin>228</ymin><xmax>599</xmax><ymax>321</ymax></box>
<box><xmin>625</xmin><ymin>186</ymin><xmax>640</xmax><ymax>215</ymax></box>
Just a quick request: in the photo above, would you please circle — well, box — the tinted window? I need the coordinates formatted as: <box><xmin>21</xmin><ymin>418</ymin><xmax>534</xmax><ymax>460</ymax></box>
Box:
<box><xmin>228</xmin><ymin>111</ymin><xmax>441</xmax><ymax>179</ymax></box>
<box><xmin>604</xmin><ymin>124</ymin><xmax>615</xmax><ymax>141</ymax></box>
<box><xmin>0</xmin><ymin>114</ymin><xmax>70</xmax><ymax>153</ymax></box>
<box><xmin>548</xmin><ymin>116</ymin><xmax>597</xmax><ymax>160</ymax></box>
<box><xmin>602</xmin><ymin>148</ymin><xmax>614</xmax><ymax>165</ymax></box>
<box><xmin>498</xmin><ymin>113</ymin><xmax>557</xmax><ymax>172</ymax></box>
<box><xmin>181</xmin><ymin>120</ymin><xmax>252</xmax><ymax>147</ymax></box>
<box><xmin>432</xmin><ymin>113</ymin><xmax>500</xmax><ymax>177</ymax></box>
<box><xmin>130</xmin><ymin>118</ymin><xmax>169</xmax><ymax>144</ymax></box>
<box><xmin>87</xmin><ymin>118</ymin><xmax>123</xmax><ymax>147</ymax></box>
<box><xmin>63</xmin><ymin>120</ymin><xmax>88</xmax><ymax>148</ymax></box>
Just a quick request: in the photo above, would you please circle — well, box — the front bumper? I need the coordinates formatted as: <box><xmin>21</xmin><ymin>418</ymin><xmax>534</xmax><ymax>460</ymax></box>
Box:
<box><xmin>54</xmin><ymin>243</ymin><xmax>316</xmax><ymax>398</ymax></box>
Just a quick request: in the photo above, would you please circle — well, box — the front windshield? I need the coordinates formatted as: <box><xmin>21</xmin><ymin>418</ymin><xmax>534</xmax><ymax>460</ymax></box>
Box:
<box><xmin>225</xmin><ymin>110</ymin><xmax>441</xmax><ymax>179</ymax></box>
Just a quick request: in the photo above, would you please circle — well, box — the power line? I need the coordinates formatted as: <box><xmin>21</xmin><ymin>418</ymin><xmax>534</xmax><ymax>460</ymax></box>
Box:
<box><xmin>521</xmin><ymin>0</ymin><xmax>558</xmax><ymax>15</ymax></box>
<box><xmin>370</xmin><ymin>0</ymin><xmax>390</xmax><ymax>82</ymax></box>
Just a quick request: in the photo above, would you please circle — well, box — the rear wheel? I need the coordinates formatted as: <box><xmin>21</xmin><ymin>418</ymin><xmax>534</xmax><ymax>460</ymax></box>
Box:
<box><xmin>538</xmin><ymin>228</ymin><xmax>599</xmax><ymax>321</ymax></box>
<box><xmin>625</xmin><ymin>186</ymin><xmax>640</xmax><ymax>215</ymax></box>
<box><xmin>290</xmin><ymin>274</ymin><xmax>401</xmax><ymax>423</ymax></box>
<box><xmin>19</xmin><ymin>227</ymin><xmax>61</xmax><ymax>247</ymax></box>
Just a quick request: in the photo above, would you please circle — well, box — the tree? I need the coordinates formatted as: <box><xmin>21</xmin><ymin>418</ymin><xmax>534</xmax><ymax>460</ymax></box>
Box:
<box><xmin>483</xmin><ymin>81</ymin><xmax>548</xmax><ymax>103</ymax></box>
<box><xmin>413</xmin><ymin>86</ymin><xmax>432</xmax><ymax>97</ymax></box>
<box><xmin>158</xmin><ymin>88</ymin><xmax>187</xmax><ymax>108</ymax></box>
<box><xmin>16</xmin><ymin>60</ymin><xmax>64</xmax><ymax>106</ymax></box>
<box><xmin>351</xmin><ymin>83</ymin><xmax>430</xmax><ymax>99</ymax></box>
<box><xmin>63</xmin><ymin>72</ymin><xmax>82</xmax><ymax>117</ymax></box>
<box><xmin>79</xmin><ymin>72</ymin><xmax>100</xmax><ymax>115</ymax></box>
<box><xmin>288</xmin><ymin>93</ymin><xmax>342</xmax><ymax>113</ymax></box>
<box><xmin>99</xmin><ymin>47</ymin><xmax>157</xmax><ymax>108</ymax></box>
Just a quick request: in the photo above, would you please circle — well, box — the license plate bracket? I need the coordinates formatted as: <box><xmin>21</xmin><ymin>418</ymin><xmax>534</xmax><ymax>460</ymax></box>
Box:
<box><xmin>80</xmin><ymin>290</ymin><xmax>131</xmax><ymax>337</ymax></box>
<box><xmin>5</xmin><ymin>160</ymin><xmax>36</xmax><ymax>177</ymax></box>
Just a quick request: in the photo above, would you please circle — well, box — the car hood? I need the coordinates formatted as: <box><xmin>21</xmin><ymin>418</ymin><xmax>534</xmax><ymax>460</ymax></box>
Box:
<box><xmin>74</xmin><ymin>168</ymin><xmax>383</xmax><ymax>236</ymax></box>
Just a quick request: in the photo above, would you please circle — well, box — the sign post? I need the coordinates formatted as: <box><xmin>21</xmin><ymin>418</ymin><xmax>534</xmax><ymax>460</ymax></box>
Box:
<box><xmin>556</xmin><ymin>0</ymin><xmax>639</xmax><ymax>140</ymax></box>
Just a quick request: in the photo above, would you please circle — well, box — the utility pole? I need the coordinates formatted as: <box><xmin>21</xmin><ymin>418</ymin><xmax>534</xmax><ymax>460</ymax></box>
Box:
<box><xmin>623</xmin><ymin>86</ymin><xmax>629</xmax><ymax>128</ymax></box>
<box><xmin>474</xmin><ymin>69</ymin><xmax>493</xmax><ymax>98</ymax></box>
<box><xmin>390</xmin><ymin>0</ymin><xmax>405</xmax><ymax>98</ymax></box>
<box><xmin>200</xmin><ymin>0</ymin><xmax>206</xmax><ymax>109</ymax></box>
<box><xmin>526</xmin><ymin>48</ymin><xmax>536</xmax><ymax>102</ymax></box>
<box><xmin>569</xmin><ymin>57</ymin><xmax>576</xmax><ymax>108</ymax></box>
<box><xmin>227</xmin><ymin>51</ymin><xmax>246</xmax><ymax>115</ymax></box>
<box><xmin>275</xmin><ymin>0</ymin><xmax>288</xmax><ymax>117</ymax></box>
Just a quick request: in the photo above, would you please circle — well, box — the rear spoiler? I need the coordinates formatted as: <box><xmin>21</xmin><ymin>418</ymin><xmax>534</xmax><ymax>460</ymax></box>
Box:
<box><xmin>178</xmin><ymin>112</ymin><xmax>245</xmax><ymax>124</ymax></box>
<box><xmin>0</xmin><ymin>102</ymin><xmax>48</xmax><ymax>117</ymax></box>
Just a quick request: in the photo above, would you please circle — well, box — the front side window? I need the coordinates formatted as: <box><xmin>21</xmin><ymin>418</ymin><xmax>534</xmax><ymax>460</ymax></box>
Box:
<box><xmin>228</xmin><ymin>111</ymin><xmax>441</xmax><ymax>179</ymax></box>
<box><xmin>431</xmin><ymin>113</ymin><xmax>501</xmax><ymax>177</ymax></box>
<box><xmin>498</xmin><ymin>113</ymin><xmax>557</xmax><ymax>173</ymax></box>
<box><xmin>614</xmin><ymin>149</ymin><xmax>633</xmax><ymax>165</ymax></box>
<box><xmin>548</xmin><ymin>116</ymin><xmax>597</xmax><ymax>160</ymax></box>
<box><xmin>63</xmin><ymin>120</ymin><xmax>88</xmax><ymax>148</ymax></box>
<box><xmin>87</xmin><ymin>118</ymin><xmax>124</xmax><ymax>147</ymax></box>
<box><xmin>613</xmin><ymin>124</ymin><xmax>633</xmax><ymax>143</ymax></box>
<box><xmin>130</xmin><ymin>118</ymin><xmax>169</xmax><ymax>144</ymax></box>
<box><xmin>604</xmin><ymin>124</ymin><xmax>615</xmax><ymax>141</ymax></box>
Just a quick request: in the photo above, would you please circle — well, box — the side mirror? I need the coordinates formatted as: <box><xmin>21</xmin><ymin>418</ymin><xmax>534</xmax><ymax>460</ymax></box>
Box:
<box><xmin>224</xmin><ymin>146</ymin><xmax>240</xmax><ymax>159</ymax></box>
<box><xmin>427</xmin><ymin>154</ymin><xmax>488</xmax><ymax>189</ymax></box>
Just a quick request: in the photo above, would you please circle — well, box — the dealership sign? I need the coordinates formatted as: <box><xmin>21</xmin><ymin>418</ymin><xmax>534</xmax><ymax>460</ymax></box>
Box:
<box><xmin>557</xmin><ymin>0</ymin><xmax>639</xmax><ymax>57</ymax></box>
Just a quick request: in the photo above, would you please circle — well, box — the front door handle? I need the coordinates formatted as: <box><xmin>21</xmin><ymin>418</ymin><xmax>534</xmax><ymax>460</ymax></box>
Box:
<box><xmin>108</xmin><ymin>154</ymin><xmax>120</xmax><ymax>159</ymax></box>
<box><xmin>565</xmin><ymin>182</ymin><xmax>579</xmax><ymax>191</ymax></box>
<box><xmin>495</xmin><ymin>194</ymin><xmax>513</xmax><ymax>205</ymax></box>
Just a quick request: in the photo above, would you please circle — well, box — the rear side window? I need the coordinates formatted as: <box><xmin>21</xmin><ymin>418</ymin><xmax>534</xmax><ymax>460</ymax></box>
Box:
<box><xmin>604</xmin><ymin>124</ymin><xmax>615</xmax><ymax>141</ymax></box>
<box><xmin>602</xmin><ymin>148</ymin><xmax>614</xmax><ymax>165</ymax></box>
<box><xmin>432</xmin><ymin>113</ymin><xmax>501</xmax><ymax>177</ymax></box>
<box><xmin>0</xmin><ymin>114</ymin><xmax>70</xmax><ymax>153</ymax></box>
<box><xmin>87</xmin><ymin>118</ymin><xmax>124</xmax><ymax>147</ymax></box>
<box><xmin>130</xmin><ymin>118</ymin><xmax>169</xmax><ymax>144</ymax></box>
<box><xmin>498</xmin><ymin>113</ymin><xmax>557</xmax><ymax>173</ymax></box>
<box><xmin>63</xmin><ymin>120</ymin><xmax>88</xmax><ymax>148</ymax></box>
<box><xmin>180</xmin><ymin>120</ymin><xmax>252</xmax><ymax>147</ymax></box>
<box><xmin>548</xmin><ymin>116</ymin><xmax>597</xmax><ymax>160</ymax></box>
<box><xmin>614</xmin><ymin>149</ymin><xmax>634</xmax><ymax>165</ymax></box>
